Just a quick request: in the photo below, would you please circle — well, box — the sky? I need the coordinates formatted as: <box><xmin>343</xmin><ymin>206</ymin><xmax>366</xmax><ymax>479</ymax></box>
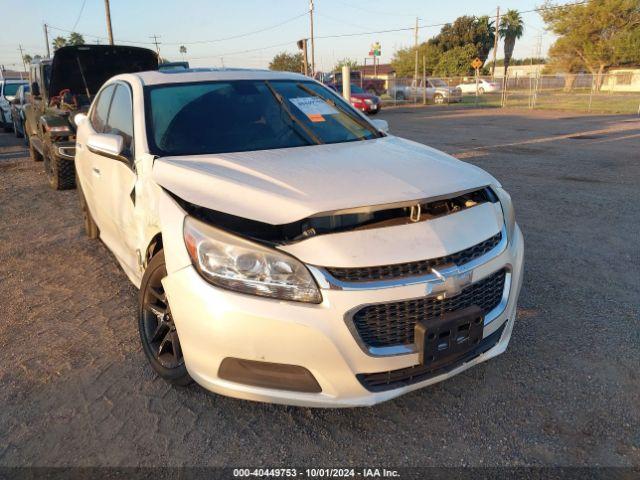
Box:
<box><xmin>1</xmin><ymin>0</ymin><xmax>562</xmax><ymax>72</ymax></box>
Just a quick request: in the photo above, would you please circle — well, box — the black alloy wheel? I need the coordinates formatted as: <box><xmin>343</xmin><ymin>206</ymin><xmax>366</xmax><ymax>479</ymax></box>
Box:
<box><xmin>138</xmin><ymin>250</ymin><xmax>191</xmax><ymax>385</ymax></box>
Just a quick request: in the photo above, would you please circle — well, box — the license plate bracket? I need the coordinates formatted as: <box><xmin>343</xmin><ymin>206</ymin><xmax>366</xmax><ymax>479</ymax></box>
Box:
<box><xmin>415</xmin><ymin>305</ymin><xmax>484</xmax><ymax>367</ymax></box>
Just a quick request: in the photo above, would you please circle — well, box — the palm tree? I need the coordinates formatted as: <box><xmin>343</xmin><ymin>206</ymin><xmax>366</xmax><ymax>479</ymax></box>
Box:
<box><xmin>68</xmin><ymin>32</ymin><xmax>86</xmax><ymax>46</ymax></box>
<box><xmin>179</xmin><ymin>45</ymin><xmax>187</xmax><ymax>60</ymax></box>
<box><xmin>52</xmin><ymin>36</ymin><xmax>67</xmax><ymax>51</ymax></box>
<box><xmin>498</xmin><ymin>9</ymin><xmax>524</xmax><ymax>77</ymax></box>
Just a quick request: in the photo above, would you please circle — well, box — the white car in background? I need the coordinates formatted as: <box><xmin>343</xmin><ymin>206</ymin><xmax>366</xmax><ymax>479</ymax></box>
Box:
<box><xmin>74</xmin><ymin>68</ymin><xmax>524</xmax><ymax>407</ymax></box>
<box><xmin>0</xmin><ymin>79</ymin><xmax>28</xmax><ymax>132</ymax></box>
<box><xmin>457</xmin><ymin>78</ymin><xmax>501</xmax><ymax>95</ymax></box>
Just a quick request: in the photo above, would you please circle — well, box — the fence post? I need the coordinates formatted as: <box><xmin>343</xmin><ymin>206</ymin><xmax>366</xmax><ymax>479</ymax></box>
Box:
<box><xmin>588</xmin><ymin>74</ymin><xmax>595</xmax><ymax>113</ymax></box>
<box><xmin>422</xmin><ymin>57</ymin><xmax>426</xmax><ymax>105</ymax></box>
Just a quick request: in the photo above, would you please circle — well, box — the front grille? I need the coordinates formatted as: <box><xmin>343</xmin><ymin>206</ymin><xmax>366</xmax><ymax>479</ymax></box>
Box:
<box><xmin>357</xmin><ymin>323</ymin><xmax>506</xmax><ymax>392</ymax></box>
<box><xmin>351</xmin><ymin>269</ymin><xmax>507</xmax><ymax>348</ymax></box>
<box><xmin>326</xmin><ymin>232</ymin><xmax>502</xmax><ymax>283</ymax></box>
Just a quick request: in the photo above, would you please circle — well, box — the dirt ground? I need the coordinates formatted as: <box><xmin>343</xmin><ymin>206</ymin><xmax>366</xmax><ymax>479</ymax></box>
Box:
<box><xmin>0</xmin><ymin>107</ymin><xmax>638</xmax><ymax>467</ymax></box>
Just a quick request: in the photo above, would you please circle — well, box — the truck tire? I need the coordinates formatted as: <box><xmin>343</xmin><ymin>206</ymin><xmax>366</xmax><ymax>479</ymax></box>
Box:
<box><xmin>44</xmin><ymin>142</ymin><xmax>76</xmax><ymax>190</ymax></box>
<box><xmin>13</xmin><ymin>119</ymin><xmax>23</xmax><ymax>138</ymax></box>
<box><xmin>77</xmin><ymin>172</ymin><xmax>99</xmax><ymax>239</ymax></box>
<box><xmin>29</xmin><ymin>139</ymin><xmax>43</xmax><ymax>162</ymax></box>
<box><xmin>138</xmin><ymin>249</ymin><xmax>192</xmax><ymax>386</ymax></box>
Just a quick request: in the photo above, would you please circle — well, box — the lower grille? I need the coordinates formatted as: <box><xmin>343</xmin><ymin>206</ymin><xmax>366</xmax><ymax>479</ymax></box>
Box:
<box><xmin>357</xmin><ymin>323</ymin><xmax>506</xmax><ymax>392</ymax></box>
<box><xmin>351</xmin><ymin>269</ymin><xmax>507</xmax><ymax>348</ymax></box>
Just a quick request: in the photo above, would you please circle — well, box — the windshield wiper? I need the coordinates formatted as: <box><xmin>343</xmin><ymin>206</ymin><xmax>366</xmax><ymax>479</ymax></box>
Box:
<box><xmin>264</xmin><ymin>81</ymin><xmax>323</xmax><ymax>146</ymax></box>
<box><xmin>296</xmin><ymin>83</ymin><xmax>383</xmax><ymax>139</ymax></box>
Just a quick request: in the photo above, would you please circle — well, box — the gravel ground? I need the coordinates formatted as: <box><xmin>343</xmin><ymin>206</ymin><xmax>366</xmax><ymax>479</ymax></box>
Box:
<box><xmin>0</xmin><ymin>107</ymin><xmax>638</xmax><ymax>467</ymax></box>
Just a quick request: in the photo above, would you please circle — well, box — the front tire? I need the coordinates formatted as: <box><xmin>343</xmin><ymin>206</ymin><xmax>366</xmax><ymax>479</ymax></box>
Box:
<box><xmin>433</xmin><ymin>94</ymin><xmax>444</xmax><ymax>104</ymax></box>
<box><xmin>44</xmin><ymin>142</ymin><xmax>76</xmax><ymax>190</ymax></box>
<box><xmin>139</xmin><ymin>250</ymin><xmax>192</xmax><ymax>386</ymax></box>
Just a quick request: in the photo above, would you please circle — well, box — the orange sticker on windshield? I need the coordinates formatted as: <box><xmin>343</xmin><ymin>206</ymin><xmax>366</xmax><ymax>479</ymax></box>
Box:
<box><xmin>307</xmin><ymin>114</ymin><xmax>325</xmax><ymax>122</ymax></box>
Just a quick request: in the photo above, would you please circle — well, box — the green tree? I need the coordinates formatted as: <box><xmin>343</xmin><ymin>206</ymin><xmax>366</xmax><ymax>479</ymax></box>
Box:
<box><xmin>498</xmin><ymin>9</ymin><xmax>524</xmax><ymax>77</ymax></box>
<box><xmin>434</xmin><ymin>15</ymin><xmax>496</xmax><ymax>63</ymax></box>
<box><xmin>179</xmin><ymin>45</ymin><xmax>187</xmax><ymax>60</ymax></box>
<box><xmin>541</xmin><ymin>0</ymin><xmax>640</xmax><ymax>81</ymax></box>
<box><xmin>52</xmin><ymin>36</ymin><xmax>67</xmax><ymax>51</ymax></box>
<box><xmin>434</xmin><ymin>44</ymin><xmax>478</xmax><ymax>76</ymax></box>
<box><xmin>333</xmin><ymin>58</ymin><xmax>359</xmax><ymax>72</ymax></box>
<box><xmin>391</xmin><ymin>43</ymin><xmax>442</xmax><ymax>77</ymax></box>
<box><xmin>67</xmin><ymin>32</ymin><xmax>85</xmax><ymax>46</ymax></box>
<box><xmin>269</xmin><ymin>52</ymin><xmax>304</xmax><ymax>73</ymax></box>
<box><xmin>22</xmin><ymin>54</ymin><xmax>33</xmax><ymax>64</ymax></box>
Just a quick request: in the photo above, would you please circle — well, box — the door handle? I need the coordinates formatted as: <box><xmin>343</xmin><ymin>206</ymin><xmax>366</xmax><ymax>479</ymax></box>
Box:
<box><xmin>92</xmin><ymin>167</ymin><xmax>101</xmax><ymax>177</ymax></box>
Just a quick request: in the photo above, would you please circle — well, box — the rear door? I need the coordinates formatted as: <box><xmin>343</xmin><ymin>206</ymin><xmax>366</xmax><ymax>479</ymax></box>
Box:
<box><xmin>90</xmin><ymin>82</ymin><xmax>139</xmax><ymax>274</ymax></box>
<box><xmin>75</xmin><ymin>83</ymin><xmax>116</xmax><ymax>231</ymax></box>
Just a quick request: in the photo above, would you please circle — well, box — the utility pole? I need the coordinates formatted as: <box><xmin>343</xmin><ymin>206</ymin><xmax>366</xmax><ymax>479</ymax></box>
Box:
<box><xmin>491</xmin><ymin>6</ymin><xmax>500</xmax><ymax>79</ymax></box>
<box><xmin>309</xmin><ymin>0</ymin><xmax>315</xmax><ymax>77</ymax></box>
<box><xmin>18</xmin><ymin>44</ymin><xmax>27</xmax><ymax>73</ymax></box>
<box><xmin>297</xmin><ymin>39</ymin><xmax>309</xmax><ymax>76</ymax></box>
<box><xmin>104</xmin><ymin>0</ymin><xmax>114</xmax><ymax>45</ymax></box>
<box><xmin>413</xmin><ymin>16</ymin><xmax>419</xmax><ymax>97</ymax></box>
<box><xmin>43</xmin><ymin>24</ymin><xmax>51</xmax><ymax>58</ymax></box>
<box><xmin>150</xmin><ymin>34</ymin><xmax>161</xmax><ymax>57</ymax></box>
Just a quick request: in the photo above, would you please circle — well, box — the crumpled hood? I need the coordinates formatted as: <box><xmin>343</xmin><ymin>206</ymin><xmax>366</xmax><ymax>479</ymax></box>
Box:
<box><xmin>152</xmin><ymin>135</ymin><xmax>497</xmax><ymax>225</ymax></box>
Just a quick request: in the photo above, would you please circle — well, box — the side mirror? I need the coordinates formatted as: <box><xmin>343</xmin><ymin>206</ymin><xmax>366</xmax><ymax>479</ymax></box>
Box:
<box><xmin>371</xmin><ymin>119</ymin><xmax>389</xmax><ymax>134</ymax></box>
<box><xmin>87</xmin><ymin>133</ymin><xmax>124</xmax><ymax>160</ymax></box>
<box><xmin>30</xmin><ymin>82</ymin><xmax>40</xmax><ymax>97</ymax></box>
<box><xmin>74</xmin><ymin>113</ymin><xmax>88</xmax><ymax>127</ymax></box>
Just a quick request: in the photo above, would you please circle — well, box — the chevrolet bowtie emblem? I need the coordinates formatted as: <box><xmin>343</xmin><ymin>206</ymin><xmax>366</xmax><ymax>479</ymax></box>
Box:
<box><xmin>426</xmin><ymin>267</ymin><xmax>472</xmax><ymax>298</ymax></box>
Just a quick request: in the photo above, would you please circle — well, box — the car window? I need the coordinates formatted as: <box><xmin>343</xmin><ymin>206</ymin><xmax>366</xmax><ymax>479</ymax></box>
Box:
<box><xmin>104</xmin><ymin>84</ymin><xmax>134</xmax><ymax>158</ymax></box>
<box><xmin>90</xmin><ymin>84</ymin><xmax>115</xmax><ymax>133</ymax></box>
<box><xmin>350</xmin><ymin>84</ymin><xmax>365</xmax><ymax>94</ymax></box>
<box><xmin>2</xmin><ymin>83</ymin><xmax>24</xmax><ymax>97</ymax></box>
<box><xmin>146</xmin><ymin>80</ymin><xmax>381</xmax><ymax>157</ymax></box>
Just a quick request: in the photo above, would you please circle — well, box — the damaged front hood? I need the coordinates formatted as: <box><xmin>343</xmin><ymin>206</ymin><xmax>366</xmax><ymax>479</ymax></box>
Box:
<box><xmin>152</xmin><ymin>136</ymin><xmax>496</xmax><ymax>225</ymax></box>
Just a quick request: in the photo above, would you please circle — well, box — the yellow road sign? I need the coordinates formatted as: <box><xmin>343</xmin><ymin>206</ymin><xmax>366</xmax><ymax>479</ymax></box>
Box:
<box><xmin>471</xmin><ymin>58</ymin><xmax>483</xmax><ymax>70</ymax></box>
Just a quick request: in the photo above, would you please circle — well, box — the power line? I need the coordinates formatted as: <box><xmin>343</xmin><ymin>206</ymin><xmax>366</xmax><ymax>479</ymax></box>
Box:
<box><xmin>71</xmin><ymin>0</ymin><xmax>87</xmax><ymax>32</ymax></box>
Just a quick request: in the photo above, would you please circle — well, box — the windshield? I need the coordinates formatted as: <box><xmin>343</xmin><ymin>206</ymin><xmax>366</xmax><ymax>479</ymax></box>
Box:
<box><xmin>2</xmin><ymin>82</ymin><xmax>26</xmax><ymax>97</ymax></box>
<box><xmin>350</xmin><ymin>84</ymin><xmax>365</xmax><ymax>94</ymax></box>
<box><xmin>146</xmin><ymin>80</ymin><xmax>381</xmax><ymax>156</ymax></box>
<box><xmin>429</xmin><ymin>78</ymin><xmax>447</xmax><ymax>87</ymax></box>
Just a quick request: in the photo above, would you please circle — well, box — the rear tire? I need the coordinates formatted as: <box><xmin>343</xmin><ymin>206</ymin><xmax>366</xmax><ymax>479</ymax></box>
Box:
<box><xmin>478</xmin><ymin>87</ymin><xmax>485</xmax><ymax>95</ymax></box>
<box><xmin>433</xmin><ymin>94</ymin><xmax>444</xmax><ymax>104</ymax></box>
<box><xmin>29</xmin><ymin>139</ymin><xmax>43</xmax><ymax>162</ymax></box>
<box><xmin>139</xmin><ymin>250</ymin><xmax>192</xmax><ymax>386</ymax></box>
<box><xmin>13</xmin><ymin>119</ymin><xmax>23</xmax><ymax>138</ymax></box>
<box><xmin>77</xmin><ymin>172</ymin><xmax>99</xmax><ymax>239</ymax></box>
<box><xmin>44</xmin><ymin>142</ymin><xmax>76</xmax><ymax>190</ymax></box>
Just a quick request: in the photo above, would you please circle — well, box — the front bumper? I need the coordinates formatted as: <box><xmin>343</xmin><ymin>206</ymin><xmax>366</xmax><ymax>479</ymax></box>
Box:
<box><xmin>162</xmin><ymin>223</ymin><xmax>524</xmax><ymax>407</ymax></box>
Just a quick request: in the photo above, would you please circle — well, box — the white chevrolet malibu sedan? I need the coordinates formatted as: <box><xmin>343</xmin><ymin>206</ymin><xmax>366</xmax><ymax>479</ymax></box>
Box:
<box><xmin>74</xmin><ymin>69</ymin><xmax>524</xmax><ymax>407</ymax></box>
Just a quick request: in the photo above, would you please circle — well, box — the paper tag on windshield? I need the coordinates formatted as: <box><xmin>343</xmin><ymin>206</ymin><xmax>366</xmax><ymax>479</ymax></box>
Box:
<box><xmin>290</xmin><ymin>97</ymin><xmax>338</xmax><ymax>122</ymax></box>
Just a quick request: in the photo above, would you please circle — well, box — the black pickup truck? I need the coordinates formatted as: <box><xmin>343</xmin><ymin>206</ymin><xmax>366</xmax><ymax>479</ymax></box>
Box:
<box><xmin>24</xmin><ymin>45</ymin><xmax>158</xmax><ymax>190</ymax></box>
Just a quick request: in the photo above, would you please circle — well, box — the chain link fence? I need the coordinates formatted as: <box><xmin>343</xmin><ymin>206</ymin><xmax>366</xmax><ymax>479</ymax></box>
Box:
<box><xmin>375</xmin><ymin>72</ymin><xmax>640</xmax><ymax>115</ymax></box>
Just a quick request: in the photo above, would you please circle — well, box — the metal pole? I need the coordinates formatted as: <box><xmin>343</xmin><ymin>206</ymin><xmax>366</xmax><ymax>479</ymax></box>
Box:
<box><xmin>104</xmin><ymin>0</ymin><xmax>114</xmax><ymax>45</ymax></box>
<box><xmin>491</xmin><ymin>7</ymin><xmax>500</xmax><ymax>79</ymax></box>
<box><xmin>422</xmin><ymin>56</ymin><xmax>426</xmax><ymax>105</ymax></box>
<box><xmin>309</xmin><ymin>0</ymin><xmax>315</xmax><ymax>76</ymax></box>
<box><xmin>43</xmin><ymin>24</ymin><xmax>51</xmax><ymax>59</ymax></box>
<box><xmin>302</xmin><ymin>40</ymin><xmax>309</xmax><ymax>76</ymax></box>
<box><xmin>18</xmin><ymin>44</ymin><xmax>27</xmax><ymax>73</ymax></box>
<box><xmin>475</xmin><ymin>68</ymin><xmax>480</xmax><ymax>106</ymax></box>
<box><xmin>413</xmin><ymin>16</ymin><xmax>419</xmax><ymax>102</ymax></box>
<box><xmin>342</xmin><ymin>66</ymin><xmax>351</xmax><ymax>101</ymax></box>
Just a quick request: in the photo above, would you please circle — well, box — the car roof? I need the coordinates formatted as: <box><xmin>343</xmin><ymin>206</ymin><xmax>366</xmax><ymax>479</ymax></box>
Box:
<box><xmin>128</xmin><ymin>68</ymin><xmax>310</xmax><ymax>86</ymax></box>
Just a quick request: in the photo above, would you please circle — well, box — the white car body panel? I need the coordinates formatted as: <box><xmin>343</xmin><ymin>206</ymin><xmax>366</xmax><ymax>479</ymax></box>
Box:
<box><xmin>75</xmin><ymin>69</ymin><xmax>524</xmax><ymax>407</ymax></box>
<box><xmin>152</xmin><ymin>136</ymin><xmax>496</xmax><ymax>225</ymax></box>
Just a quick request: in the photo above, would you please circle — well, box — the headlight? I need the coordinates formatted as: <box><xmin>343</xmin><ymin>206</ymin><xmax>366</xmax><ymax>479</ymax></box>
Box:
<box><xmin>364</xmin><ymin>99</ymin><xmax>373</xmax><ymax>105</ymax></box>
<box><xmin>493</xmin><ymin>186</ymin><xmax>515</xmax><ymax>240</ymax></box>
<box><xmin>183</xmin><ymin>216</ymin><xmax>322</xmax><ymax>304</ymax></box>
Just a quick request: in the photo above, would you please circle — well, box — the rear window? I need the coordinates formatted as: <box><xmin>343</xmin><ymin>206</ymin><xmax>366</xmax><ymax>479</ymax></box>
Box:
<box><xmin>145</xmin><ymin>79</ymin><xmax>382</xmax><ymax>156</ymax></box>
<box><xmin>2</xmin><ymin>83</ymin><xmax>26</xmax><ymax>97</ymax></box>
